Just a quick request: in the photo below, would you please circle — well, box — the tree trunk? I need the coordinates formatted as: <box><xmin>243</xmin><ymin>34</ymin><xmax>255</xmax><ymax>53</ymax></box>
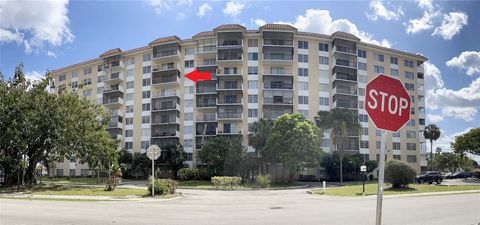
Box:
<box><xmin>430</xmin><ymin>140</ymin><xmax>433</xmax><ymax>170</ymax></box>
<box><xmin>24</xmin><ymin>158</ymin><xmax>37</xmax><ymax>185</ymax></box>
<box><xmin>288</xmin><ymin>170</ymin><xmax>294</xmax><ymax>184</ymax></box>
<box><xmin>96</xmin><ymin>168</ymin><xmax>100</xmax><ymax>184</ymax></box>
<box><xmin>339</xmin><ymin>144</ymin><xmax>343</xmax><ymax>184</ymax></box>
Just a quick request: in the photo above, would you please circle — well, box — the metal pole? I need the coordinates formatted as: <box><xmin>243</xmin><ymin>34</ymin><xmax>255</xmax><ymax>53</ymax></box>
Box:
<box><xmin>362</xmin><ymin>172</ymin><xmax>365</xmax><ymax>194</ymax></box>
<box><xmin>151</xmin><ymin>158</ymin><xmax>155</xmax><ymax>197</ymax></box>
<box><xmin>375</xmin><ymin>131</ymin><xmax>387</xmax><ymax>225</ymax></box>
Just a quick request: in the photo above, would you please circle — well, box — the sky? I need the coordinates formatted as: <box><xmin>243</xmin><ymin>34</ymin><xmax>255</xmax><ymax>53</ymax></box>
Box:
<box><xmin>1</xmin><ymin>0</ymin><xmax>479</xmax><ymax>154</ymax></box>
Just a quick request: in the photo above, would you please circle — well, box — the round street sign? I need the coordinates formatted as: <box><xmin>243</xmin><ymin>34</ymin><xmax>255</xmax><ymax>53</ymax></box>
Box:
<box><xmin>365</xmin><ymin>74</ymin><xmax>411</xmax><ymax>133</ymax></box>
<box><xmin>147</xmin><ymin>145</ymin><xmax>161</xmax><ymax>160</ymax></box>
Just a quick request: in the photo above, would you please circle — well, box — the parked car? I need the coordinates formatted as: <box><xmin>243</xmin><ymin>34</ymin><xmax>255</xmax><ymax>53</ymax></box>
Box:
<box><xmin>415</xmin><ymin>171</ymin><xmax>443</xmax><ymax>184</ymax></box>
<box><xmin>450</xmin><ymin>172</ymin><xmax>472</xmax><ymax>179</ymax></box>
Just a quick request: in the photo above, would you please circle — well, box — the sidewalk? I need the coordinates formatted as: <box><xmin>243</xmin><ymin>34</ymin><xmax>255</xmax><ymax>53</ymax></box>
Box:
<box><xmin>307</xmin><ymin>189</ymin><xmax>480</xmax><ymax>199</ymax></box>
<box><xmin>0</xmin><ymin>193</ymin><xmax>182</xmax><ymax>202</ymax></box>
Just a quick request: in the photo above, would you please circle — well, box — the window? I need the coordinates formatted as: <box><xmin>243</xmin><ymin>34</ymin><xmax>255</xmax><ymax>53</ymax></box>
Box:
<box><xmin>417</xmin><ymin>72</ymin><xmax>424</xmax><ymax>79</ymax></box>
<box><xmin>59</xmin><ymin>74</ymin><xmax>67</xmax><ymax>81</ymax></box>
<box><xmin>407</xmin><ymin>155</ymin><xmax>417</xmax><ymax>163</ymax></box>
<box><xmin>125</xmin><ymin>142</ymin><xmax>133</xmax><ymax>150</ymax></box>
<box><xmin>393</xmin><ymin>142</ymin><xmax>401</xmax><ymax>150</ymax></box>
<box><xmin>374</xmin><ymin>53</ymin><xmax>384</xmax><ymax>62</ymax></box>
<box><xmin>248</xmin><ymin>81</ymin><xmax>258</xmax><ymax>89</ymax></box>
<box><xmin>248</xmin><ymin>66</ymin><xmax>258</xmax><ymax>75</ymax></box>
<box><xmin>410</xmin><ymin>95</ymin><xmax>415</xmax><ymax>103</ymax></box>
<box><xmin>407</xmin><ymin>119</ymin><xmax>416</xmax><ymax>126</ymax></box>
<box><xmin>299</xmin><ymin>110</ymin><xmax>308</xmax><ymax>118</ymax></box>
<box><xmin>358</xmin><ymin>75</ymin><xmax>367</xmax><ymax>83</ymax></box>
<box><xmin>184</xmin><ymin>139</ymin><xmax>193</xmax><ymax>148</ymax></box>
<box><xmin>376</xmin><ymin>141</ymin><xmax>381</xmax><ymax>150</ymax></box>
<box><xmin>298</xmin><ymin>96</ymin><xmax>308</xmax><ymax>104</ymax></box>
<box><xmin>248</xmin><ymin>95</ymin><xmax>258</xmax><ymax>103</ymax></box>
<box><xmin>83</xmin><ymin>89</ymin><xmax>92</xmax><ymax>97</ymax></box>
<box><xmin>390</xmin><ymin>57</ymin><xmax>398</xmax><ymax>65</ymax></box>
<box><xmin>376</xmin><ymin>129</ymin><xmax>382</xmax><ymax>136</ymax></box>
<box><xmin>82</xmin><ymin>78</ymin><xmax>91</xmax><ymax>86</ymax></box>
<box><xmin>319</xmin><ymin>97</ymin><xmax>329</xmax><ymax>106</ymax></box>
<box><xmin>359</xmin><ymin>100</ymin><xmax>364</xmax><ymax>109</ymax></box>
<box><xmin>248</xmin><ymin>109</ymin><xmax>258</xmax><ymax>117</ymax></box>
<box><xmin>393</xmin><ymin>155</ymin><xmax>401</xmax><ymax>160</ymax></box>
<box><xmin>359</xmin><ymin>114</ymin><xmax>369</xmax><ymax>122</ymax></box>
<box><xmin>185</xmin><ymin>99</ymin><xmax>193</xmax><ymax>108</ymax></box>
<box><xmin>358</xmin><ymin>62</ymin><xmax>367</xmax><ymax>71</ymax></box>
<box><xmin>298</xmin><ymin>54</ymin><xmax>308</xmax><ymax>63</ymax></box>
<box><xmin>72</xmin><ymin>71</ymin><xmax>78</xmax><ymax>79</ymax></box>
<box><xmin>125</xmin><ymin>117</ymin><xmax>133</xmax><ymax>125</ymax></box>
<box><xmin>127</xmin><ymin>81</ymin><xmax>134</xmax><ymax>89</ymax></box>
<box><xmin>141</xmin><ymin>141</ymin><xmax>150</xmax><ymax>150</ymax></box>
<box><xmin>404</xmin><ymin>59</ymin><xmax>414</xmax><ymax>68</ymax></box>
<box><xmin>319</xmin><ymin>56</ymin><xmax>329</xmax><ymax>65</ymax></box>
<box><xmin>319</xmin><ymin>43</ymin><xmax>329</xmax><ymax>52</ymax></box>
<box><xmin>406</xmin><ymin>131</ymin><xmax>416</xmax><ymax>138</ymax></box>
<box><xmin>248</xmin><ymin>39</ymin><xmax>258</xmax><ymax>47</ymax></box>
<box><xmin>362</xmin><ymin>127</ymin><xmax>369</xmax><ymax>135</ymax></box>
<box><xmin>185</xmin><ymin>47</ymin><xmax>194</xmax><ymax>55</ymax></box>
<box><xmin>142</xmin><ymin>78</ymin><xmax>151</xmax><ymax>87</ymax></box>
<box><xmin>298</xmin><ymin>68</ymin><xmax>308</xmax><ymax>77</ymax></box>
<box><xmin>298</xmin><ymin>41</ymin><xmax>308</xmax><ymax>49</ymax></box>
<box><xmin>142</xmin><ymin>66</ymin><xmax>151</xmax><ymax>74</ymax></box>
<box><xmin>126</xmin><ymin>105</ymin><xmax>134</xmax><ymax>113</ymax></box>
<box><xmin>358</xmin><ymin>50</ymin><xmax>367</xmax><ymax>58</ymax></box>
<box><xmin>97</xmin><ymin>65</ymin><xmax>104</xmax><ymax>72</ymax></box>
<box><xmin>407</xmin><ymin>143</ymin><xmax>417</xmax><ymax>151</ymax></box>
<box><xmin>184</xmin><ymin>113</ymin><xmax>193</xmax><ymax>121</ymax></box>
<box><xmin>139</xmin><ymin>128</ymin><xmax>149</xmax><ymax>137</ymax></box>
<box><xmin>319</xmin><ymin>70</ymin><xmax>328</xmax><ymax>79</ymax></box>
<box><xmin>185</xmin><ymin>60</ymin><xmax>194</xmax><ymax>68</ymax></box>
<box><xmin>143</xmin><ymin>53</ymin><xmax>151</xmax><ymax>62</ymax></box>
<box><xmin>390</xmin><ymin>69</ymin><xmax>399</xmax><ymax>77</ymax></box>
<box><xmin>298</xmin><ymin>82</ymin><xmax>308</xmax><ymax>91</ymax></box>
<box><xmin>360</xmin><ymin>140</ymin><xmax>369</xmax><ymax>148</ymax></box>
<box><xmin>83</xmin><ymin>67</ymin><xmax>92</xmax><ymax>75</ymax></box>
<box><xmin>405</xmin><ymin>71</ymin><xmax>414</xmax><ymax>79</ymax></box>
<box><xmin>321</xmin><ymin>139</ymin><xmax>330</xmax><ymax>147</ymax></box>
<box><xmin>142</xmin><ymin>116</ymin><xmax>150</xmax><ymax>124</ymax></box>
<box><xmin>71</xmin><ymin>81</ymin><xmax>78</xmax><ymax>88</ymax></box>
<box><xmin>185</xmin><ymin>86</ymin><xmax>194</xmax><ymax>94</ymax></box>
<box><xmin>97</xmin><ymin>87</ymin><xmax>104</xmax><ymax>94</ymax></box>
<box><xmin>127</xmin><ymin>57</ymin><xmax>135</xmax><ymax>65</ymax></box>
<box><xmin>248</xmin><ymin>53</ymin><xmax>258</xmax><ymax>61</ymax></box>
<box><xmin>142</xmin><ymin>91</ymin><xmax>150</xmax><ymax>99</ymax></box>
<box><xmin>142</xmin><ymin>103</ymin><xmax>150</xmax><ymax>111</ymax></box>
<box><xmin>393</xmin><ymin>131</ymin><xmax>401</xmax><ymax>137</ymax></box>
<box><xmin>98</xmin><ymin>75</ymin><xmax>104</xmax><ymax>83</ymax></box>
<box><xmin>319</xmin><ymin>83</ymin><xmax>329</xmax><ymax>90</ymax></box>
<box><xmin>126</xmin><ymin>69</ymin><xmax>134</xmax><ymax>78</ymax></box>
<box><xmin>358</xmin><ymin>88</ymin><xmax>365</xmax><ymax>96</ymax></box>
<box><xmin>125</xmin><ymin>130</ymin><xmax>133</xmax><ymax>137</ymax></box>
<box><xmin>374</xmin><ymin>65</ymin><xmax>385</xmax><ymax>73</ymax></box>
<box><xmin>405</xmin><ymin>83</ymin><xmax>415</xmax><ymax>91</ymax></box>
<box><xmin>410</xmin><ymin>107</ymin><xmax>415</xmax><ymax>115</ymax></box>
<box><xmin>184</xmin><ymin>126</ymin><xmax>193</xmax><ymax>135</ymax></box>
<box><xmin>126</xmin><ymin>93</ymin><xmax>134</xmax><ymax>101</ymax></box>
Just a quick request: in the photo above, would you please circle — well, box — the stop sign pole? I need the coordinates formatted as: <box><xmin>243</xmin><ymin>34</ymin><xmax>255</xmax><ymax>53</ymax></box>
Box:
<box><xmin>147</xmin><ymin>145</ymin><xmax>161</xmax><ymax>197</ymax></box>
<box><xmin>365</xmin><ymin>74</ymin><xmax>411</xmax><ymax>225</ymax></box>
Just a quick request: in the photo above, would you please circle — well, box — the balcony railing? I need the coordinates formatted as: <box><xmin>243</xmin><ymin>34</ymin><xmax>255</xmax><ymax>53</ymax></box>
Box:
<box><xmin>218</xmin><ymin>40</ymin><xmax>242</xmax><ymax>48</ymax></box>
<box><xmin>152</xmin><ymin>102</ymin><xmax>179</xmax><ymax>111</ymax></box>
<box><xmin>218</xmin><ymin>127</ymin><xmax>243</xmax><ymax>134</ymax></box>
<box><xmin>334</xmin><ymin>59</ymin><xmax>357</xmax><ymax>68</ymax></box>
<box><xmin>333</xmin><ymin>73</ymin><xmax>357</xmax><ymax>82</ymax></box>
<box><xmin>217</xmin><ymin>112</ymin><xmax>243</xmax><ymax>119</ymax></box>
<box><xmin>151</xmin><ymin>117</ymin><xmax>179</xmax><ymax>124</ymax></box>
<box><xmin>263</xmin><ymin>97</ymin><xmax>293</xmax><ymax>104</ymax></box>
<box><xmin>103</xmin><ymin>87</ymin><xmax>123</xmax><ymax>94</ymax></box>
<box><xmin>197</xmin><ymin>60</ymin><xmax>217</xmax><ymax>67</ymax></box>
<box><xmin>218</xmin><ymin>54</ymin><xmax>242</xmax><ymax>61</ymax></box>
<box><xmin>333</xmin><ymin>46</ymin><xmax>356</xmax><ymax>54</ymax></box>
<box><xmin>152</xmin><ymin>130</ymin><xmax>179</xmax><ymax>138</ymax></box>
<box><xmin>263</xmin><ymin>39</ymin><xmax>293</xmax><ymax>46</ymax></box>
<box><xmin>333</xmin><ymin>86</ymin><xmax>357</xmax><ymax>95</ymax></box>
<box><xmin>107</xmin><ymin>121</ymin><xmax>123</xmax><ymax>129</ymax></box>
<box><xmin>197</xmin><ymin>100</ymin><xmax>217</xmax><ymax>108</ymax></box>
<box><xmin>152</xmin><ymin>76</ymin><xmax>179</xmax><ymax>85</ymax></box>
<box><xmin>151</xmin><ymin>91</ymin><xmax>178</xmax><ymax>98</ymax></box>
<box><xmin>263</xmin><ymin>69</ymin><xmax>293</xmax><ymax>76</ymax></box>
<box><xmin>196</xmin><ymin>114</ymin><xmax>217</xmax><ymax>122</ymax></box>
<box><xmin>197</xmin><ymin>46</ymin><xmax>217</xmax><ymax>53</ymax></box>
<box><xmin>196</xmin><ymin>129</ymin><xmax>217</xmax><ymax>135</ymax></box>
<box><xmin>333</xmin><ymin>101</ymin><xmax>357</xmax><ymax>109</ymax></box>
<box><xmin>153</xmin><ymin>49</ymin><xmax>179</xmax><ymax>59</ymax></box>
<box><xmin>263</xmin><ymin>54</ymin><xmax>294</xmax><ymax>61</ymax></box>
<box><xmin>217</xmin><ymin>98</ymin><xmax>242</xmax><ymax>104</ymax></box>
<box><xmin>196</xmin><ymin>86</ymin><xmax>217</xmax><ymax>94</ymax></box>
<box><xmin>103</xmin><ymin>97</ymin><xmax>123</xmax><ymax>105</ymax></box>
<box><xmin>263</xmin><ymin>83</ymin><xmax>293</xmax><ymax>89</ymax></box>
<box><xmin>217</xmin><ymin>83</ymin><xmax>242</xmax><ymax>90</ymax></box>
<box><xmin>104</xmin><ymin>72</ymin><xmax>123</xmax><ymax>82</ymax></box>
<box><xmin>152</xmin><ymin>63</ymin><xmax>179</xmax><ymax>72</ymax></box>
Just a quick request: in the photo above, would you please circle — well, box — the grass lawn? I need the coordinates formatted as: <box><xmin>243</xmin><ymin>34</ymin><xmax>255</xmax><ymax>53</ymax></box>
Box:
<box><xmin>40</xmin><ymin>177</ymin><xmax>135</xmax><ymax>186</ymax></box>
<box><xmin>312</xmin><ymin>183</ymin><xmax>480</xmax><ymax>196</ymax></box>
<box><xmin>26</xmin><ymin>186</ymin><xmax>148</xmax><ymax>197</ymax></box>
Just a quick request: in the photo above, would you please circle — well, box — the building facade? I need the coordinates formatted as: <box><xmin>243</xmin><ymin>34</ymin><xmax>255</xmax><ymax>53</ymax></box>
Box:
<box><xmin>51</xmin><ymin>24</ymin><xmax>428</xmax><ymax>177</ymax></box>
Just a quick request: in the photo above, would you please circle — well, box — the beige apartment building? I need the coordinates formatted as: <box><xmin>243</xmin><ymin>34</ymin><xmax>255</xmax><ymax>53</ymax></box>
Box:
<box><xmin>51</xmin><ymin>24</ymin><xmax>428</xmax><ymax>178</ymax></box>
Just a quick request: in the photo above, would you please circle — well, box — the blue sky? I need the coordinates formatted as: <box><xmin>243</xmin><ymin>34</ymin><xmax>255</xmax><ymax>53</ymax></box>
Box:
<box><xmin>1</xmin><ymin>0</ymin><xmax>479</xmax><ymax>152</ymax></box>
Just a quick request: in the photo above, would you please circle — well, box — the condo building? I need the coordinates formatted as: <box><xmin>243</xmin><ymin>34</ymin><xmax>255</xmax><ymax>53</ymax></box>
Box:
<box><xmin>51</xmin><ymin>24</ymin><xmax>428</xmax><ymax>177</ymax></box>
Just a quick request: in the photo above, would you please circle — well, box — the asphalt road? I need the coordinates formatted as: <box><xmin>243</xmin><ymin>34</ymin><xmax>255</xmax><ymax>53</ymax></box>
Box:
<box><xmin>1</xmin><ymin>188</ymin><xmax>479</xmax><ymax>225</ymax></box>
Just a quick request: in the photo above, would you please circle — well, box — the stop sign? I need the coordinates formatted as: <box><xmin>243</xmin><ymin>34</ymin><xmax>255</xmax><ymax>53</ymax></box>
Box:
<box><xmin>365</xmin><ymin>74</ymin><xmax>411</xmax><ymax>132</ymax></box>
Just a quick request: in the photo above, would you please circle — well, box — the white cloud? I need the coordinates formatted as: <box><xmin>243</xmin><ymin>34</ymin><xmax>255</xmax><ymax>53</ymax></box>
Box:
<box><xmin>196</xmin><ymin>3</ymin><xmax>213</xmax><ymax>18</ymax></box>
<box><xmin>405</xmin><ymin>11</ymin><xmax>439</xmax><ymax>34</ymax></box>
<box><xmin>417</xmin><ymin>0</ymin><xmax>434</xmax><ymax>11</ymax></box>
<box><xmin>222</xmin><ymin>1</ymin><xmax>245</xmax><ymax>18</ymax></box>
<box><xmin>426</xmin><ymin>114</ymin><xmax>443</xmax><ymax>123</ymax></box>
<box><xmin>366</xmin><ymin>0</ymin><xmax>404</xmax><ymax>21</ymax></box>
<box><xmin>432</xmin><ymin>12</ymin><xmax>468</xmax><ymax>40</ymax></box>
<box><xmin>423</xmin><ymin>61</ymin><xmax>445</xmax><ymax>91</ymax></box>
<box><xmin>148</xmin><ymin>0</ymin><xmax>192</xmax><ymax>14</ymax></box>
<box><xmin>446</xmin><ymin>51</ymin><xmax>480</xmax><ymax>76</ymax></box>
<box><xmin>24</xmin><ymin>71</ymin><xmax>44</xmax><ymax>83</ymax></box>
<box><xmin>47</xmin><ymin>51</ymin><xmax>56</xmax><ymax>58</ymax></box>
<box><xmin>176</xmin><ymin>12</ymin><xmax>186</xmax><ymax>20</ymax></box>
<box><xmin>441</xmin><ymin>107</ymin><xmax>477</xmax><ymax>122</ymax></box>
<box><xmin>254</xmin><ymin>19</ymin><xmax>266</xmax><ymax>27</ymax></box>
<box><xmin>274</xmin><ymin>9</ymin><xmax>391</xmax><ymax>48</ymax></box>
<box><xmin>0</xmin><ymin>0</ymin><xmax>74</xmax><ymax>53</ymax></box>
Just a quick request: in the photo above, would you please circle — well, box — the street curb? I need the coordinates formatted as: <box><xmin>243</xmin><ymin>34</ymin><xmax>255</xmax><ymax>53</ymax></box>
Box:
<box><xmin>0</xmin><ymin>193</ymin><xmax>183</xmax><ymax>202</ymax></box>
<box><xmin>178</xmin><ymin>185</ymin><xmax>309</xmax><ymax>191</ymax></box>
<box><xmin>307</xmin><ymin>189</ymin><xmax>480</xmax><ymax>198</ymax></box>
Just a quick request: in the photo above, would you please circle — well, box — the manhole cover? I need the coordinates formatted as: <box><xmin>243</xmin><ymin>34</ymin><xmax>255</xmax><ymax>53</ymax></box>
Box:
<box><xmin>269</xmin><ymin>206</ymin><xmax>283</xmax><ymax>210</ymax></box>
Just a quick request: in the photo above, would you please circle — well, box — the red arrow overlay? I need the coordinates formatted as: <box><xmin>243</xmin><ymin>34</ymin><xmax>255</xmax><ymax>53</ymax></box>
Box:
<box><xmin>185</xmin><ymin>69</ymin><xmax>211</xmax><ymax>83</ymax></box>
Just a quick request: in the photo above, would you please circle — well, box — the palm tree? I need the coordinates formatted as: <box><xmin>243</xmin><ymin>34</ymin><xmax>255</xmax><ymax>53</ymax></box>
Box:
<box><xmin>249</xmin><ymin>118</ymin><xmax>275</xmax><ymax>174</ymax></box>
<box><xmin>315</xmin><ymin>108</ymin><xmax>360</xmax><ymax>184</ymax></box>
<box><xmin>423</xmin><ymin>124</ymin><xmax>441</xmax><ymax>170</ymax></box>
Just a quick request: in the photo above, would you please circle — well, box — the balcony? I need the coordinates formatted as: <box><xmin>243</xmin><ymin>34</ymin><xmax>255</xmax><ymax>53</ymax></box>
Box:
<box><xmin>217</xmin><ymin>39</ymin><xmax>242</xmax><ymax>49</ymax></box>
<box><xmin>151</xmin><ymin>116</ymin><xmax>180</xmax><ymax>125</ymax></box>
<box><xmin>334</xmin><ymin>59</ymin><xmax>357</xmax><ymax>68</ymax></box>
<box><xmin>151</xmin><ymin>91</ymin><xmax>178</xmax><ymax>99</ymax></box>
<box><xmin>263</xmin><ymin>97</ymin><xmax>293</xmax><ymax>105</ymax></box>
<box><xmin>151</xmin><ymin>75</ymin><xmax>180</xmax><ymax>86</ymax></box>
<box><xmin>196</xmin><ymin>113</ymin><xmax>217</xmax><ymax>122</ymax></box>
<box><xmin>196</xmin><ymin>125</ymin><xmax>217</xmax><ymax>135</ymax></box>
<box><xmin>333</xmin><ymin>86</ymin><xmax>357</xmax><ymax>96</ymax></box>
<box><xmin>151</xmin><ymin>130</ymin><xmax>180</xmax><ymax>138</ymax></box>
<box><xmin>152</xmin><ymin>49</ymin><xmax>180</xmax><ymax>61</ymax></box>
<box><xmin>103</xmin><ymin>97</ymin><xmax>124</xmax><ymax>106</ymax></box>
<box><xmin>263</xmin><ymin>108</ymin><xmax>293</xmax><ymax>119</ymax></box>
<box><xmin>333</xmin><ymin>100</ymin><xmax>357</xmax><ymax>109</ymax></box>
<box><xmin>263</xmin><ymin>83</ymin><xmax>293</xmax><ymax>90</ymax></box>
<box><xmin>263</xmin><ymin>39</ymin><xmax>293</xmax><ymax>47</ymax></box>
<box><xmin>107</xmin><ymin>121</ymin><xmax>123</xmax><ymax>129</ymax></box>
<box><xmin>196</xmin><ymin>86</ymin><xmax>217</xmax><ymax>94</ymax></box>
<box><xmin>217</xmin><ymin>53</ymin><xmax>242</xmax><ymax>62</ymax></box>
<box><xmin>217</xmin><ymin>82</ymin><xmax>242</xmax><ymax>90</ymax></box>
<box><xmin>110</xmin><ymin>133</ymin><xmax>123</xmax><ymax>140</ymax></box>
<box><xmin>151</xmin><ymin>102</ymin><xmax>180</xmax><ymax>112</ymax></box>
<box><xmin>218</xmin><ymin>127</ymin><xmax>243</xmax><ymax>135</ymax></box>
<box><xmin>217</xmin><ymin>70</ymin><xmax>242</xmax><ymax>77</ymax></box>
<box><xmin>263</xmin><ymin>68</ymin><xmax>293</xmax><ymax>76</ymax></box>
<box><xmin>333</xmin><ymin>72</ymin><xmax>357</xmax><ymax>82</ymax></box>
<box><xmin>217</xmin><ymin>112</ymin><xmax>243</xmax><ymax>120</ymax></box>
<box><xmin>263</xmin><ymin>54</ymin><xmax>294</xmax><ymax>62</ymax></box>
<box><xmin>197</xmin><ymin>46</ymin><xmax>217</xmax><ymax>54</ymax></box>
<box><xmin>217</xmin><ymin>97</ymin><xmax>243</xmax><ymax>105</ymax></box>
<box><xmin>152</xmin><ymin>63</ymin><xmax>180</xmax><ymax>72</ymax></box>
<box><xmin>196</xmin><ymin>59</ymin><xmax>217</xmax><ymax>68</ymax></box>
<box><xmin>196</xmin><ymin>99</ymin><xmax>217</xmax><ymax>108</ymax></box>
<box><xmin>103</xmin><ymin>87</ymin><xmax>123</xmax><ymax>94</ymax></box>
<box><xmin>104</xmin><ymin>72</ymin><xmax>124</xmax><ymax>83</ymax></box>
<box><xmin>333</xmin><ymin>45</ymin><xmax>356</xmax><ymax>55</ymax></box>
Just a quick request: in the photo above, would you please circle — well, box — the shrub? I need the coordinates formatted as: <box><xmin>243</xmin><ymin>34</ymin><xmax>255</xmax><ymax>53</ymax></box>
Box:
<box><xmin>148</xmin><ymin>178</ymin><xmax>177</xmax><ymax>195</ymax></box>
<box><xmin>385</xmin><ymin>160</ymin><xmax>416</xmax><ymax>188</ymax></box>
<box><xmin>254</xmin><ymin>175</ymin><xmax>271</xmax><ymax>188</ymax></box>
<box><xmin>177</xmin><ymin>168</ymin><xmax>199</xmax><ymax>181</ymax></box>
<box><xmin>198</xmin><ymin>167</ymin><xmax>215</xmax><ymax>180</ymax></box>
<box><xmin>211</xmin><ymin>176</ymin><xmax>242</xmax><ymax>190</ymax></box>
<box><xmin>474</xmin><ymin>171</ymin><xmax>480</xmax><ymax>179</ymax></box>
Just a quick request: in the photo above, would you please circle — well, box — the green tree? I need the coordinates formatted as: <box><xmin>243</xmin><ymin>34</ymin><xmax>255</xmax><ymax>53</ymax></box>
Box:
<box><xmin>315</xmin><ymin>108</ymin><xmax>360</xmax><ymax>183</ymax></box>
<box><xmin>263</xmin><ymin>114</ymin><xmax>322</xmax><ymax>183</ymax></box>
<box><xmin>452</xmin><ymin>128</ymin><xmax>480</xmax><ymax>156</ymax></box>
<box><xmin>163</xmin><ymin>144</ymin><xmax>185</xmax><ymax>179</ymax></box>
<box><xmin>131</xmin><ymin>153</ymin><xmax>151</xmax><ymax>179</ymax></box>
<box><xmin>249</xmin><ymin>118</ymin><xmax>275</xmax><ymax>173</ymax></box>
<box><xmin>385</xmin><ymin>160</ymin><xmax>416</xmax><ymax>188</ymax></box>
<box><xmin>431</xmin><ymin>152</ymin><xmax>459</xmax><ymax>172</ymax></box>
<box><xmin>423</xmin><ymin>124</ymin><xmax>441</xmax><ymax>170</ymax></box>
<box><xmin>0</xmin><ymin>65</ymin><xmax>118</xmax><ymax>185</ymax></box>
<box><xmin>198</xmin><ymin>136</ymin><xmax>246</xmax><ymax>176</ymax></box>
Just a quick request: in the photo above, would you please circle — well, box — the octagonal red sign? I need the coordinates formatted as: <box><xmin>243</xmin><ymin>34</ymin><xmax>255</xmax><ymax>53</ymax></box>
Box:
<box><xmin>365</xmin><ymin>74</ymin><xmax>411</xmax><ymax>132</ymax></box>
